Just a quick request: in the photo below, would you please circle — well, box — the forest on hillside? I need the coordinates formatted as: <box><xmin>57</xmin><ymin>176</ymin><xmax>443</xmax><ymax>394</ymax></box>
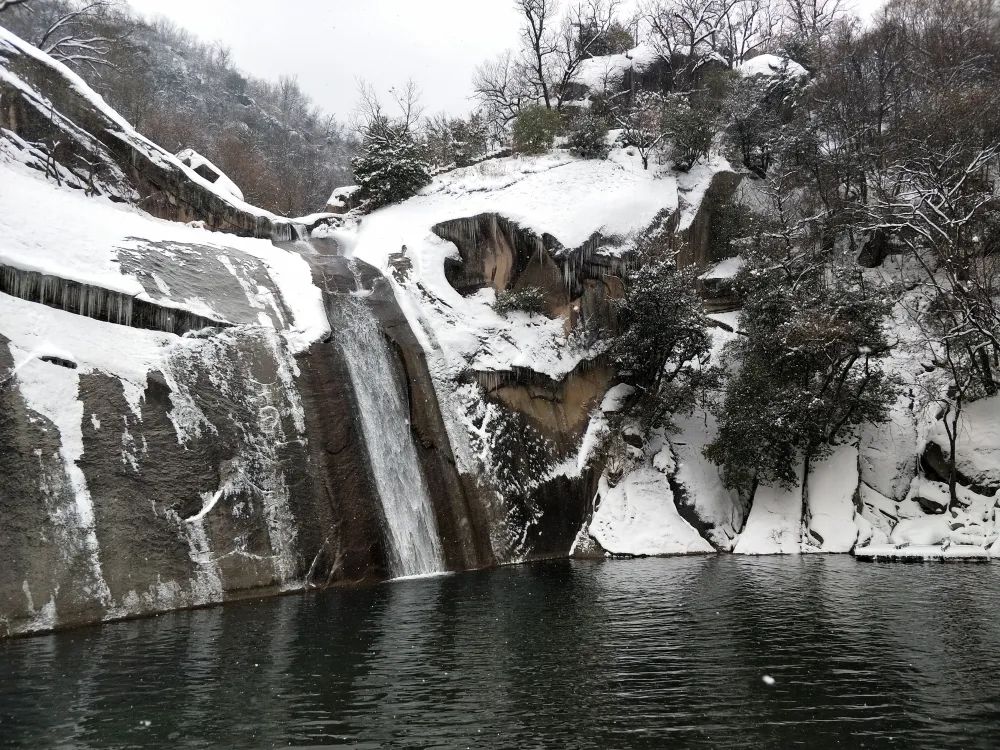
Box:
<box><xmin>1</xmin><ymin>0</ymin><xmax>357</xmax><ymax>215</ymax></box>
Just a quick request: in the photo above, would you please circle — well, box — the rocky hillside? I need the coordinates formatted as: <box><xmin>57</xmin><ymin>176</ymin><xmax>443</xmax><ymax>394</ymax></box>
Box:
<box><xmin>2</xmin><ymin>22</ymin><xmax>999</xmax><ymax>639</ymax></box>
<box><xmin>0</xmin><ymin>29</ymin><xmax>494</xmax><ymax>638</ymax></box>
<box><xmin>341</xmin><ymin>136</ymin><xmax>1000</xmax><ymax>563</ymax></box>
<box><xmin>0</xmin><ymin>0</ymin><xmax>355</xmax><ymax>216</ymax></box>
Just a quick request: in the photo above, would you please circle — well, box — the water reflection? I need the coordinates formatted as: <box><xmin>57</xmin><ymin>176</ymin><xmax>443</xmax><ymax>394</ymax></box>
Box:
<box><xmin>2</xmin><ymin>557</ymin><xmax>1000</xmax><ymax>748</ymax></box>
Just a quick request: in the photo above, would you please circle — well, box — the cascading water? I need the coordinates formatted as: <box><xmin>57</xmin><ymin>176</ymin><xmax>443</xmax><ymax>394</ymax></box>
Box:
<box><xmin>333</xmin><ymin>294</ymin><xmax>444</xmax><ymax>577</ymax></box>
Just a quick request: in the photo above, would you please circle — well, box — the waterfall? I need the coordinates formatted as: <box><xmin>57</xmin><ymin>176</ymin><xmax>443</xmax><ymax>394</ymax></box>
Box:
<box><xmin>333</xmin><ymin>295</ymin><xmax>444</xmax><ymax>578</ymax></box>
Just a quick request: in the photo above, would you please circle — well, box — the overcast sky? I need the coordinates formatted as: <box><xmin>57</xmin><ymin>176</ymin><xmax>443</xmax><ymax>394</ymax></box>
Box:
<box><xmin>125</xmin><ymin>0</ymin><xmax>888</xmax><ymax>119</ymax></box>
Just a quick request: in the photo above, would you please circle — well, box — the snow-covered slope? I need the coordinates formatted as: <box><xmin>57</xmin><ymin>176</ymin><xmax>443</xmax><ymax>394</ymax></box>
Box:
<box><xmin>176</xmin><ymin>148</ymin><xmax>245</xmax><ymax>202</ymax></box>
<box><xmin>0</xmin><ymin>26</ymin><xmax>324</xmax><ymax>239</ymax></box>
<box><xmin>347</xmin><ymin>148</ymin><xmax>728</xmax><ymax>380</ymax></box>
<box><xmin>331</xmin><ymin>146</ymin><xmax>737</xmax><ymax>561</ymax></box>
<box><xmin>0</xmin><ymin>159</ymin><xmax>327</xmax><ymax>352</ymax></box>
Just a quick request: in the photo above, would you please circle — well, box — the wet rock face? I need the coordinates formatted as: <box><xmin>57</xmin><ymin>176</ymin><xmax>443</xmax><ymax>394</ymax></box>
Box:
<box><xmin>0</xmin><ymin>335</ymin><xmax>105</xmax><ymax>636</ymax></box>
<box><xmin>430</xmin><ymin>214</ymin><xmax>629</xmax><ymax>563</ymax></box>
<box><xmin>308</xmin><ymin>254</ymin><xmax>496</xmax><ymax>573</ymax></box>
<box><xmin>117</xmin><ymin>241</ymin><xmax>293</xmax><ymax>327</ymax></box>
<box><xmin>435</xmin><ymin>214</ymin><xmax>570</xmax><ymax>315</ymax></box>
<box><xmin>473</xmin><ymin>363</ymin><xmax>613</xmax><ymax>453</ymax></box>
<box><xmin>679</xmin><ymin>171</ymin><xmax>744</xmax><ymax>270</ymax></box>
<box><xmin>0</xmin><ymin>319</ymin><xmax>409</xmax><ymax>637</ymax></box>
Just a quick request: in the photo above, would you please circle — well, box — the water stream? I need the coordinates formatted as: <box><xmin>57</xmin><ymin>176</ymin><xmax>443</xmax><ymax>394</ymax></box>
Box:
<box><xmin>332</xmin><ymin>293</ymin><xmax>444</xmax><ymax>577</ymax></box>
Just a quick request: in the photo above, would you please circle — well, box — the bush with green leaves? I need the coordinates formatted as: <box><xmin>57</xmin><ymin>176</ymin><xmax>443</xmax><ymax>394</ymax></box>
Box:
<box><xmin>568</xmin><ymin>111</ymin><xmax>611</xmax><ymax>159</ymax></box>
<box><xmin>494</xmin><ymin>286</ymin><xmax>548</xmax><ymax>316</ymax></box>
<box><xmin>705</xmin><ymin>216</ymin><xmax>898</xmax><ymax>492</ymax></box>
<box><xmin>576</xmin><ymin>19</ymin><xmax>634</xmax><ymax>59</ymax></box>
<box><xmin>424</xmin><ymin>113</ymin><xmax>490</xmax><ymax>168</ymax></box>
<box><xmin>606</xmin><ymin>257</ymin><xmax>715</xmax><ymax>434</ymax></box>
<box><xmin>665</xmin><ymin>99</ymin><xmax>715</xmax><ymax>171</ymax></box>
<box><xmin>352</xmin><ymin>117</ymin><xmax>431</xmax><ymax>210</ymax></box>
<box><xmin>512</xmin><ymin>106</ymin><xmax>563</xmax><ymax>155</ymax></box>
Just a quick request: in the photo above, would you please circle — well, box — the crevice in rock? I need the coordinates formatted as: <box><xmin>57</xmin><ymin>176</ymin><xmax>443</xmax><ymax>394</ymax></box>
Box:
<box><xmin>433</xmin><ymin>213</ymin><xmax>628</xmax><ymax>305</ymax></box>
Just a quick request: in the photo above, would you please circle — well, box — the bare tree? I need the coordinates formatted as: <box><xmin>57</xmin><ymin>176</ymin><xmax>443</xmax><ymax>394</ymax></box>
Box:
<box><xmin>781</xmin><ymin>0</ymin><xmax>848</xmax><ymax>68</ymax></box>
<box><xmin>867</xmin><ymin>144</ymin><xmax>1000</xmax><ymax>505</ymax></box>
<box><xmin>717</xmin><ymin>0</ymin><xmax>780</xmax><ymax>67</ymax></box>
<box><xmin>474</xmin><ymin>0</ymin><xmax>626</xmax><ymax>135</ymax></box>
<box><xmin>783</xmin><ymin>0</ymin><xmax>847</xmax><ymax>39</ymax></box>
<box><xmin>644</xmin><ymin>0</ymin><xmax>743</xmax><ymax>87</ymax></box>
<box><xmin>516</xmin><ymin>0</ymin><xmax>559</xmax><ymax>108</ymax></box>
<box><xmin>35</xmin><ymin>1</ymin><xmax>120</xmax><ymax>72</ymax></box>
<box><xmin>551</xmin><ymin>0</ymin><xmax>623</xmax><ymax>104</ymax></box>
<box><xmin>353</xmin><ymin>79</ymin><xmax>424</xmax><ymax>139</ymax></box>
<box><xmin>610</xmin><ymin>90</ymin><xmax>670</xmax><ymax>169</ymax></box>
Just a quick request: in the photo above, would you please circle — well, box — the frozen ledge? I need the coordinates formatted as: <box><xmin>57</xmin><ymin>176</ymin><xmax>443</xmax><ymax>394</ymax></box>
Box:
<box><xmin>0</xmin><ymin>263</ymin><xmax>231</xmax><ymax>335</ymax></box>
<box><xmin>854</xmin><ymin>544</ymin><xmax>994</xmax><ymax>562</ymax></box>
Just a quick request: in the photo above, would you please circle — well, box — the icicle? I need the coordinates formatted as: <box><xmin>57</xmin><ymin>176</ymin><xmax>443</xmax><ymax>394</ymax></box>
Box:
<box><xmin>0</xmin><ymin>263</ymin><xmax>230</xmax><ymax>335</ymax></box>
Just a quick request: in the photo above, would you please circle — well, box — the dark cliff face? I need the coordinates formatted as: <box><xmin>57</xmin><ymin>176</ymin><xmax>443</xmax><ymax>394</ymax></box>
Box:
<box><xmin>0</xmin><ymin>334</ymin><xmax>107</xmax><ymax>635</ymax></box>
<box><xmin>0</xmin><ymin>322</ymin><xmax>343</xmax><ymax>637</ymax></box>
<box><xmin>0</xmin><ymin>236</ymin><xmax>506</xmax><ymax>637</ymax></box>
<box><xmin>307</xmin><ymin>253</ymin><xmax>497</xmax><ymax>574</ymax></box>
<box><xmin>430</xmin><ymin>214</ymin><xmax>626</xmax><ymax>563</ymax></box>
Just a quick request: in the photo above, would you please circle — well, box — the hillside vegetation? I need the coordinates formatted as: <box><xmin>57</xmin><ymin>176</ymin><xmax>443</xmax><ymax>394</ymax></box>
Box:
<box><xmin>1</xmin><ymin>0</ymin><xmax>356</xmax><ymax>216</ymax></box>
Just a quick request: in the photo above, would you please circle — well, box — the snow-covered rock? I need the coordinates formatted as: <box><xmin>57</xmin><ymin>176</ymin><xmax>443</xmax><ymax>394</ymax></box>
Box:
<box><xmin>927</xmin><ymin>395</ymin><xmax>1000</xmax><ymax>490</ymax></box>
<box><xmin>859</xmin><ymin>395</ymin><xmax>921</xmax><ymax>502</ymax></box>
<box><xmin>733</xmin><ymin>470</ymin><xmax>804</xmax><ymax>555</ymax></box>
<box><xmin>576</xmin><ymin>43</ymin><xmax>662</xmax><ymax>93</ymax></box>
<box><xmin>805</xmin><ymin>445</ymin><xmax>860</xmax><ymax>552</ymax></box>
<box><xmin>671</xmin><ymin>410</ymin><xmax>744</xmax><ymax>550</ymax></box>
<box><xmin>176</xmin><ymin>148</ymin><xmax>245</xmax><ymax>201</ymax></box>
<box><xmin>0</xmin><ymin>25</ymin><xmax>299</xmax><ymax>239</ymax></box>
<box><xmin>0</xmin><ymin>160</ymin><xmax>327</xmax><ymax>354</ymax></box>
<box><xmin>738</xmin><ymin>54</ymin><xmax>808</xmax><ymax>78</ymax></box>
<box><xmin>589</xmin><ymin>467</ymin><xmax>715</xmax><ymax>556</ymax></box>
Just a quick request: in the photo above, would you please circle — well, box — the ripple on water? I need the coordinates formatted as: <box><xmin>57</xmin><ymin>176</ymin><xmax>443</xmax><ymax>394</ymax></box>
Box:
<box><xmin>2</xmin><ymin>556</ymin><xmax>1000</xmax><ymax>749</ymax></box>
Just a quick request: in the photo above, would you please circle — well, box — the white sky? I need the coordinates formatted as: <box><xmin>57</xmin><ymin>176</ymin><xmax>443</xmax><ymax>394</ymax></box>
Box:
<box><xmin>125</xmin><ymin>0</ymin><xmax>888</xmax><ymax>119</ymax></box>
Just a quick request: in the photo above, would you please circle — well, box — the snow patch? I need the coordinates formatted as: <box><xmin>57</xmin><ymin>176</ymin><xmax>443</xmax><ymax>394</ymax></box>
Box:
<box><xmin>733</xmin><ymin>470</ymin><xmax>804</xmax><ymax>555</ymax></box>
<box><xmin>589</xmin><ymin>468</ymin><xmax>715</xmax><ymax>556</ymax></box>
<box><xmin>805</xmin><ymin>445</ymin><xmax>860</xmax><ymax>552</ymax></box>
<box><xmin>739</xmin><ymin>54</ymin><xmax>808</xmax><ymax>78</ymax></box>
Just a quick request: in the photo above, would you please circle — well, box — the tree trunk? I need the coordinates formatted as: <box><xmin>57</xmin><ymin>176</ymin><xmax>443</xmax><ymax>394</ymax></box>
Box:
<box><xmin>800</xmin><ymin>448</ymin><xmax>813</xmax><ymax>544</ymax></box>
<box><xmin>946</xmin><ymin>401</ymin><xmax>962</xmax><ymax>508</ymax></box>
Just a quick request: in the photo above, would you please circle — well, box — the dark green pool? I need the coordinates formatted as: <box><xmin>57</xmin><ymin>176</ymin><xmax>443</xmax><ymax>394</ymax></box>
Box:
<box><xmin>2</xmin><ymin>556</ymin><xmax>999</xmax><ymax>748</ymax></box>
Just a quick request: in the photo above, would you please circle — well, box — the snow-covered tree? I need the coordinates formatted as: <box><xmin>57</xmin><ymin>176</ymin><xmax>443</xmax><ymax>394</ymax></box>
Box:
<box><xmin>473</xmin><ymin>0</ymin><xmax>626</xmax><ymax>138</ymax></box>
<box><xmin>664</xmin><ymin>96</ymin><xmax>715</xmax><ymax>170</ymax></box>
<box><xmin>722</xmin><ymin>74</ymin><xmax>783</xmax><ymax>177</ymax></box>
<box><xmin>867</xmin><ymin>145</ymin><xmax>1000</xmax><ymax>505</ymax></box>
<box><xmin>424</xmin><ymin>113</ymin><xmax>490</xmax><ymax>168</ymax></box>
<box><xmin>352</xmin><ymin>127</ymin><xmax>430</xmax><ymax>211</ymax></box>
<box><xmin>512</xmin><ymin>105</ymin><xmax>563</xmax><ymax>154</ymax></box>
<box><xmin>567</xmin><ymin>109</ymin><xmax>612</xmax><ymax>158</ymax></box>
<box><xmin>351</xmin><ymin>82</ymin><xmax>431</xmax><ymax>210</ymax></box>
<box><xmin>706</xmin><ymin>176</ymin><xmax>898</xmax><ymax>491</ymax></box>
<box><xmin>605</xmin><ymin>253</ymin><xmax>715</xmax><ymax>433</ymax></box>
<box><xmin>611</xmin><ymin>90</ymin><xmax>670</xmax><ymax>169</ymax></box>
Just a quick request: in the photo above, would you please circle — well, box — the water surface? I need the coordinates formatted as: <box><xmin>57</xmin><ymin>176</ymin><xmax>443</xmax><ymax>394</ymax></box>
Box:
<box><xmin>2</xmin><ymin>556</ymin><xmax>999</xmax><ymax>748</ymax></box>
